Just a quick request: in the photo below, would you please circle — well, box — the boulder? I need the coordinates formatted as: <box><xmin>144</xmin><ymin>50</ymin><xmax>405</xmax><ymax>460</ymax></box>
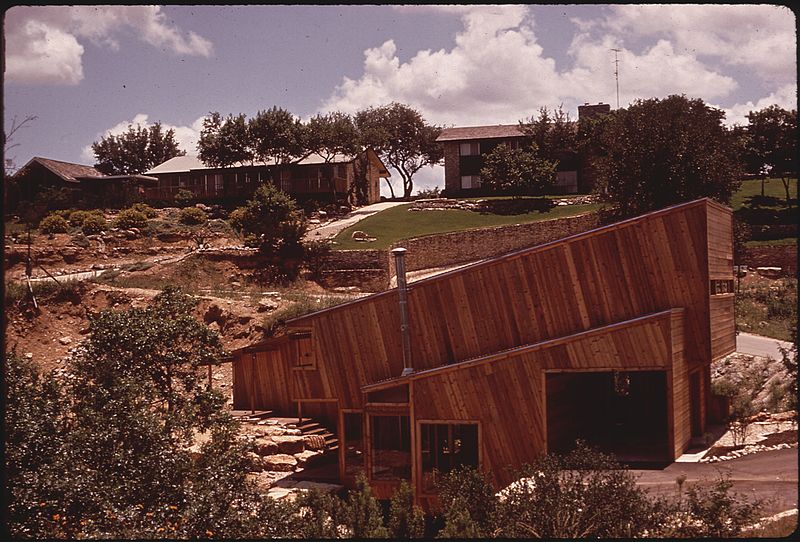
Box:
<box><xmin>58</xmin><ymin>336</ymin><xmax>72</xmax><ymax>345</ymax></box>
<box><xmin>273</xmin><ymin>435</ymin><xmax>306</xmax><ymax>455</ymax></box>
<box><xmin>294</xmin><ymin>450</ymin><xmax>319</xmax><ymax>468</ymax></box>
<box><xmin>246</xmin><ymin>451</ymin><xmax>267</xmax><ymax>471</ymax></box>
<box><xmin>204</xmin><ymin>303</ymin><xmax>227</xmax><ymax>325</ymax></box>
<box><xmin>262</xmin><ymin>454</ymin><xmax>298</xmax><ymax>472</ymax></box>
<box><xmin>351</xmin><ymin>230</ymin><xmax>368</xmax><ymax>240</ymax></box>
<box><xmin>257</xmin><ymin>298</ymin><xmax>279</xmax><ymax>312</ymax></box>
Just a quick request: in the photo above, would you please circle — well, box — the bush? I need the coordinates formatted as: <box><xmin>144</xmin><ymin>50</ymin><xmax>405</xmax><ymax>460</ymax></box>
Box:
<box><xmin>114</xmin><ymin>208</ymin><xmax>149</xmax><ymax>230</ymax></box>
<box><xmin>179</xmin><ymin>206</ymin><xmax>207</xmax><ymax>225</ymax></box>
<box><xmin>130</xmin><ymin>202</ymin><xmax>157</xmax><ymax>218</ymax></box>
<box><xmin>174</xmin><ymin>189</ymin><xmax>195</xmax><ymax>208</ymax></box>
<box><xmin>228</xmin><ymin>207</ymin><xmax>247</xmax><ymax>232</ymax></box>
<box><xmin>303</xmin><ymin>239</ymin><xmax>332</xmax><ymax>281</ymax></box>
<box><xmin>415</xmin><ymin>186</ymin><xmax>442</xmax><ymax>199</ymax></box>
<box><xmin>81</xmin><ymin>213</ymin><xmax>108</xmax><ymax>234</ymax></box>
<box><xmin>38</xmin><ymin>214</ymin><xmax>68</xmax><ymax>234</ymax></box>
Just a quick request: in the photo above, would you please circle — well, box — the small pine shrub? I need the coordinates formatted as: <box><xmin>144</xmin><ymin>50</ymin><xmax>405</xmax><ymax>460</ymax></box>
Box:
<box><xmin>228</xmin><ymin>207</ymin><xmax>246</xmax><ymax>232</ymax></box>
<box><xmin>174</xmin><ymin>189</ymin><xmax>195</xmax><ymax>208</ymax></box>
<box><xmin>179</xmin><ymin>207</ymin><xmax>207</xmax><ymax>225</ymax></box>
<box><xmin>39</xmin><ymin>214</ymin><xmax>68</xmax><ymax>234</ymax></box>
<box><xmin>114</xmin><ymin>209</ymin><xmax>149</xmax><ymax>230</ymax></box>
<box><xmin>130</xmin><ymin>203</ymin><xmax>158</xmax><ymax>218</ymax></box>
<box><xmin>81</xmin><ymin>214</ymin><xmax>108</xmax><ymax>234</ymax></box>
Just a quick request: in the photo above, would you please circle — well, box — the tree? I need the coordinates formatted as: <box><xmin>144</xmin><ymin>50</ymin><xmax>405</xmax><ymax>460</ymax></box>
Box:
<box><xmin>4</xmin><ymin>288</ymin><xmax>296</xmax><ymax>538</ymax></box>
<box><xmin>745</xmin><ymin>105</ymin><xmax>797</xmax><ymax>207</ymax></box>
<box><xmin>341</xmin><ymin>472</ymin><xmax>389</xmax><ymax>538</ymax></box>
<box><xmin>306</xmin><ymin>111</ymin><xmax>360</xmax><ymax>162</ymax></box>
<box><xmin>594</xmin><ymin>95</ymin><xmax>743</xmax><ymax>220</ymax></box>
<box><xmin>231</xmin><ymin>183</ymin><xmax>307</xmax><ymax>278</ymax></box>
<box><xmin>197</xmin><ymin>112</ymin><xmax>253</xmax><ymax>168</ymax></box>
<box><xmin>388</xmin><ymin>481</ymin><xmax>425</xmax><ymax>538</ymax></box>
<box><xmin>356</xmin><ymin>102</ymin><xmax>443</xmax><ymax>199</ymax></box>
<box><xmin>519</xmin><ymin>105</ymin><xmax>578</xmax><ymax>167</ymax></box>
<box><xmin>4</xmin><ymin>114</ymin><xmax>38</xmax><ymax>175</ymax></box>
<box><xmin>249</xmin><ymin>106</ymin><xmax>308</xmax><ymax>166</ymax></box>
<box><xmin>92</xmin><ymin>122</ymin><xmax>185</xmax><ymax>175</ymax></box>
<box><xmin>480</xmin><ymin>142</ymin><xmax>557</xmax><ymax>196</ymax></box>
<box><xmin>436</xmin><ymin>466</ymin><xmax>500</xmax><ymax>537</ymax></box>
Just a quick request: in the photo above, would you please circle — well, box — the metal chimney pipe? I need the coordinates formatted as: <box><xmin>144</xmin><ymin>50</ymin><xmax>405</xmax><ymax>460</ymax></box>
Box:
<box><xmin>392</xmin><ymin>247</ymin><xmax>413</xmax><ymax>376</ymax></box>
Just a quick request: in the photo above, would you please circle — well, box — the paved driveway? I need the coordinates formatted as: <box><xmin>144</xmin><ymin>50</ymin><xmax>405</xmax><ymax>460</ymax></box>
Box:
<box><xmin>303</xmin><ymin>201</ymin><xmax>407</xmax><ymax>241</ymax></box>
<box><xmin>632</xmin><ymin>448</ymin><xmax>798</xmax><ymax>515</ymax></box>
<box><xmin>737</xmin><ymin>332</ymin><xmax>793</xmax><ymax>359</ymax></box>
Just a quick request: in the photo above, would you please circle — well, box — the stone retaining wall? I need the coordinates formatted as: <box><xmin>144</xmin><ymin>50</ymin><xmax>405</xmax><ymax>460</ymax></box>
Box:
<box><xmin>387</xmin><ymin>212</ymin><xmax>599</xmax><ymax>277</ymax></box>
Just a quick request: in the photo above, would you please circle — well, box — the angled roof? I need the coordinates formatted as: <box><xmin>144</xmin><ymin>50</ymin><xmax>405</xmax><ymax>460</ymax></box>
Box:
<box><xmin>361</xmin><ymin>308</ymin><xmax>682</xmax><ymax>392</ymax></box>
<box><xmin>16</xmin><ymin>156</ymin><xmax>104</xmax><ymax>182</ymax></box>
<box><xmin>436</xmin><ymin>124</ymin><xmax>525</xmax><ymax>142</ymax></box>
<box><xmin>147</xmin><ymin>152</ymin><xmax>361</xmax><ymax>175</ymax></box>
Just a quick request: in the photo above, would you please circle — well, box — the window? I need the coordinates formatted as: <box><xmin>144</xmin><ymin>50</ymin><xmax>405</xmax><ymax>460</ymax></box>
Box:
<box><xmin>344</xmin><ymin>412</ymin><xmax>364</xmax><ymax>476</ymax></box>
<box><xmin>370</xmin><ymin>415</ymin><xmax>411</xmax><ymax>480</ymax></box>
<box><xmin>461</xmin><ymin>175</ymin><xmax>481</xmax><ymax>189</ymax></box>
<box><xmin>420</xmin><ymin>423</ymin><xmax>478</xmax><ymax>492</ymax></box>
<box><xmin>459</xmin><ymin>142</ymin><xmax>480</xmax><ymax>156</ymax></box>
<box><xmin>214</xmin><ymin>174</ymin><xmax>223</xmax><ymax>193</ymax></box>
<box><xmin>710</xmin><ymin>279</ymin><xmax>734</xmax><ymax>295</ymax></box>
<box><xmin>291</xmin><ymin>332</ymin><xmax>315</xmax><ymax>368</ymax></box>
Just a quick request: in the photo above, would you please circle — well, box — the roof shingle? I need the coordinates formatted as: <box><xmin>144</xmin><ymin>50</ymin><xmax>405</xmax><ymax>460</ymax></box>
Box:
<box><xmin>436</xmin><ymin>124</ymin><xmax>524</xmax><ymax>142</ymax></box>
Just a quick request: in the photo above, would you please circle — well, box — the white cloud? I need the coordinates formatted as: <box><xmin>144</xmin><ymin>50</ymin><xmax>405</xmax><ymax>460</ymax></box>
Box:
<box><xmin>320</xmin><ymin>4</ymin><xmax>743</xmax><ymax>127</ymax></box>
<box><xmin>5</xmin><ymin>6</ymin><xmax>212</xmax><ymax>85</ymax></box>
<box><xmin>588</xmin><ymin>5</ymin><xmax>796</xmax><ymax>83</ymax></box>
<box><xmin>717</xmin><ymin>84</ymin><xmax>798</xmax><ymax>126</ymax></box>
<box><xmin>81</xmin><ymin>114</ymin><xmax>206</xmax><ymax>163</ymax></box>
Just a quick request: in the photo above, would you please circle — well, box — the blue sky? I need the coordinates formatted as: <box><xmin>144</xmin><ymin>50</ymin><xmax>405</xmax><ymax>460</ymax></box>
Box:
<box><xmin>4</xmin><ymin>4</ymin><xmax>797</xmax><ymax>195</ymax></box>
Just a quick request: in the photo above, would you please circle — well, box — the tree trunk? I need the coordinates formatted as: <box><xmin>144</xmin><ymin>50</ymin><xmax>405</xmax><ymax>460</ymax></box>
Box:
<box><xmin>761</xmin><ymin>177</ymin><xmax>765</xmax><ymax>197</ymax></box>
<box><xmin>384</xmin><ymin>178</ymin><xmax>396</xmax><ymax>199</ymax></box>
<box><xmin>781</xmin><ymin>176</ymin><xmax>792</xmax><ymax>209</ymax></box>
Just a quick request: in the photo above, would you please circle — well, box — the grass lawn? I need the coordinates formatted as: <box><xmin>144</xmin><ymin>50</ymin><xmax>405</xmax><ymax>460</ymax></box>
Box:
<box><xmin>332</xmin><ymin>202</ymin><xmax>601</xmax><ymax>250</ymax></box>
<box><xmin>732</xmin><ymin>178</ymin><xmax>797</xmax><ymax>246</ymax></box>
<box><xmin>731</xmin><ymin>177</ymin><xmax>797</xmax><ymax>210</ymax></box>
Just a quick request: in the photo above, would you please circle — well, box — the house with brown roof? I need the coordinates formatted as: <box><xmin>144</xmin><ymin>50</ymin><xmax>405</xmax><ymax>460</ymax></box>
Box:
<box><xmin>5</xmin><ymin>156</ymin><xmax>158</xmax><ymax>211</ymax></box>
<box><xmin>230</xmin><ymin>198</ymin><xmax>734</xmax><ymax>508</ymax></box>
<box><xmin>144</xmin><ymin>148</ymin><xmax>390</xmax><ymax>206</ymax></box>
<box><xmin>436</xmin><ymin>103</ymin><xmax>611</xmax><ymax>197</ymax></box>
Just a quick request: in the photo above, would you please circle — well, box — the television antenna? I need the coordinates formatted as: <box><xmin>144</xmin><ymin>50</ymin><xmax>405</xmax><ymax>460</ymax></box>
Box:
<box><xmin>611</xmin><ymin>48</ymin><xmax>621</xmax><ymax>109</ymax></box>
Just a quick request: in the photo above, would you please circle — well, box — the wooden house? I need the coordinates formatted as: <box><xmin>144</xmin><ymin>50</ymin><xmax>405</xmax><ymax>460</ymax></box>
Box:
<box><xmin>231</xmin><ymin>198</ymin><xmax>734</xmax><ymax>506</ymax></box>
<box><xmin>5</xmin><ymin>156</ymin><xmax>158</xmax><ymax>210</ymax></box>
<box><xmin>144</xmin><ymin>149</ymin><xmax>389</xmax><ymax>205</ymax></box>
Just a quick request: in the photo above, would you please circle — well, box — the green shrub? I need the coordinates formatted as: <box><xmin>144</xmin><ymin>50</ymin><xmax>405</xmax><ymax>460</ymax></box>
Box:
<box><xmin>130</xmin><ymin>203</ymin><xmax>158</xmax><ymax>218</ymax></box>
<box><xmin>68</xmin><ymin>209</ymin><xmax>104</xmax><ymax>228</ymax></box>
<box><xmin>38</xmin><ymin>214</ymin><xmax>68</xmax><ymax>234</ymax></box>
<box><xmin>114</xmin><ymin>209</ymin><xmax>149</xmax><ymax>230</ymax></box>
<box><xmin>228</xmin><ymin>207</ymin><xmax>246</xmax><ymax>232</ymax></box>
<box><xmin>174</xmin><ymin>189</ymin><xmax>195</xmax><ymax>208</ymax></box>
<box><xmin>179</xmin><ymin>206</ymin><xmax>207</xmax><ymax>225</ymax></box>
<box><xmin>81</xmin><ymin>213</ymin><xmax>108</xmax><ymax>234</ymax></box>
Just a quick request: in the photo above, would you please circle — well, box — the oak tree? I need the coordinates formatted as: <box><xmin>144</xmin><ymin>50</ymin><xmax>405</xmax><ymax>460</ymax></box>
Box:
<box><xmin>92</xmin><ymin>122</ymin><xmax>185</xmax><ymax>175</ymax></box>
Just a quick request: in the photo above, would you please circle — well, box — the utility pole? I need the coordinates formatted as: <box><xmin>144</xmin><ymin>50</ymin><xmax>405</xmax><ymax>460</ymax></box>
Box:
<box><xmin>611</xmin><ymin>48</ymin><xmax>621</xmax><ymax>109</ymax></box>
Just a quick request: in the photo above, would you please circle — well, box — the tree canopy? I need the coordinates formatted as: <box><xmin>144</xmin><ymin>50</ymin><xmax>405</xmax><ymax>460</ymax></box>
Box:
<box><xmin>479</xmin><ymin>142</ymin><xmax>557</xmax><ymax>195</ymax></box>
<box><xmin>355</xmin><ymin>102</ymin><xmax>443</xmax><ymax>199</ymax></box>
<box><xmin>744</xmin><ymin>105</ymin><xmax>797</xmax><ymax>206</ymax></box>
<box><xmin>92</xmin><ymin>122</ymin><xmax>185</xmax><ymax>175</ymax></box>
<box><xmin>593</xmin><ymin>95</ymin><xmax>743</xmax><ymax>219</ymax></box>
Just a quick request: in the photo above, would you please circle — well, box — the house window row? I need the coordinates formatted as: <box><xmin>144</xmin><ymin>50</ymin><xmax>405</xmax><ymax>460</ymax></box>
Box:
<box><xmin>461</xmin><ymin>175</ymin><xmax>482</xmax><ymax>189</ymax></box>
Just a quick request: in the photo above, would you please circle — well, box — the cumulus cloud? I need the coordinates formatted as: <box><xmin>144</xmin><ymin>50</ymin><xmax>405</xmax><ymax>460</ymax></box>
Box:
<box><xmin>586</xmin><ymin>5</ymin><xmax>796</xmax><ymax>83</ymax></box>
<box><xmin>81</xmin><ymin>114</ymin><xmax>206</xmax><ymax>163</ymax></box>
<box><xmin>717</xmin><ymin>84</ymin><xmax>798</xmax><ymax>126</ymax></box>
<box><xmin>320</xmin><ymin>4</ymin><xmax>744</xmax><ymax>127</ymax></box>
<box><xmin>5</xmin><ymin>6</ymin><xmax>212</xmax><ymax>85</ymax></box>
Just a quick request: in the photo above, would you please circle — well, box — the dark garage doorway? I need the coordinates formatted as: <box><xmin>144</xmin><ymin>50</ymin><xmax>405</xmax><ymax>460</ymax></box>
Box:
<box><xmin>546</xmin><ymin>370</ymin><xmax>669</xmax><ymax>463</ymax></box>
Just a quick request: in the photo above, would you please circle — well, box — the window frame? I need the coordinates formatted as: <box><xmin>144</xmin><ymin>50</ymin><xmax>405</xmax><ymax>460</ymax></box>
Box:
<box><xmin>417</xmin><ymin>420</ymin><xmax>481</xmax><ymax>495</ymax></box>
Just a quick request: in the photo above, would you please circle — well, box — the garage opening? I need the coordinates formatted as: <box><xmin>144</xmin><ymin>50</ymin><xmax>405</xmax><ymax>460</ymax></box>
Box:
<box><xmin>546</xmin><ymin>370</ymin><xmax>669</xmax><ymax>462</ymax></box>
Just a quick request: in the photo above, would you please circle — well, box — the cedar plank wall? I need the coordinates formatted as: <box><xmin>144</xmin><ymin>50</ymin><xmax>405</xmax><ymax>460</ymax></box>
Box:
<box><xmin>706</xmin><ymin>202</ymin><xmax>736</xmax><ymax>360</ymax></box>
<box><xmin>232</xmin><ymin>349</ymin><xmax>294</xmax><ymax>413</ymax></box>
<box><xmin>411</xmin><ymin>310</ymin><xmax>679</xmax><ymax>490</ymax></box>
<box><xmin>289</xmin><ymin>199</ymin><xmax>717</xmax><ymax>412</ymax></box>
<box><xmin>670</xmin><ymin>309</ymin><xmax>691</xmax><ymax>458</ymax></box>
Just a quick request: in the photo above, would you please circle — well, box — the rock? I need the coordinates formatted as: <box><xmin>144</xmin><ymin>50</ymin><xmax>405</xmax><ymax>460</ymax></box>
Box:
<box><xmin>756</xmin><ymin>266</ymin><xmax>782</xmax><ymax>278</ymax></box>
<box><xmin>255</xmin><ymin>439</ymin><xmax>280</xmax><ymax>456</ymax></box>
<box><xmin>317</xmin><ymin>210</ymin><xmax>327</xmax><ymax>218</ymax></box>
<box><xmin>24</xmin><ymin>352</ymin><xmax>33</xmax><ymax>359</ymax></box>
<box><xmin>294</xmin><ymin>450</ymin><xmax>319</xmax><ymax>467</ymax></box>
<box><xmin>195</xmin><ymin>203</ymin><xmax>211</xmax><ymax>212</ymax></box>
<box><xmin>58</xmin><ymin>336</ymin><xmax>72</xmax><ymax>345</ymax></box>
<box><xmin>273</xmin><ymin>435</ymin><xmax>306</xmax><ymax>455</ymax></box>
<box><xmin>246</xmin><ymin>451</ymin><xmax>267</xmax><ymax>471</ymax></box>
<box><xmin>304</xmin><ymin>434</ymin><xmax>327</xmax><ymax>450</ymax></box>
<box><xmin>262</xmin><ymin>454</ymin><xmax>298</xmax><ymax>472</ymax></box>
<box><xmin>204</xmin><ymin>304</ymin><xmax>226</xmax><ymax>325</ymax></box>
<box><xmin>351</xmin><ymin>230</ymin><xmax>368</xmax><ymax>240</ymax></box>
<box><xmin>257</xmin><ymin>298</ymin><xmax>279</xmax><ymax>312</ymax></box>
<box><xmin>309</xmin><ymin>219</ymin><xmax>321</xmax><ymax>225</ymax></box>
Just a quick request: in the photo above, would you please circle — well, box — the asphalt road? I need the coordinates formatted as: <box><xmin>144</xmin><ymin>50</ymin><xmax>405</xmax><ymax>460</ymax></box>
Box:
<box><xmin>737</xmin><ymin>332</ymin><xmax>793</xmax><ymax>359</ymax></box>
<box><xmin>632</xmin><ymin>448</ymin><xmax>798</xmax><ymax>515</ymax></box>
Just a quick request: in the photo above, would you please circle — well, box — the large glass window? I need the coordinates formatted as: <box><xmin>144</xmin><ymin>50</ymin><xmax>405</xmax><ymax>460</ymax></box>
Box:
<box><xmin>344</xmin><ymin>412</ymin><xmax>364</xmax><ymax>476</ymax></box>
<box><xmin>420</xmin><ymin>423</ymin><xmax>478</xmax><ymax>493</ymax></box>
<box><xmin>461</xmin><ymin>175</ymin><xmax>481</xmax><ymax>189</ymax></box>
<box><xmin>370</xmin><ymin>415</ymin><xmax>411</xmax><ymax>481</ymax></box>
